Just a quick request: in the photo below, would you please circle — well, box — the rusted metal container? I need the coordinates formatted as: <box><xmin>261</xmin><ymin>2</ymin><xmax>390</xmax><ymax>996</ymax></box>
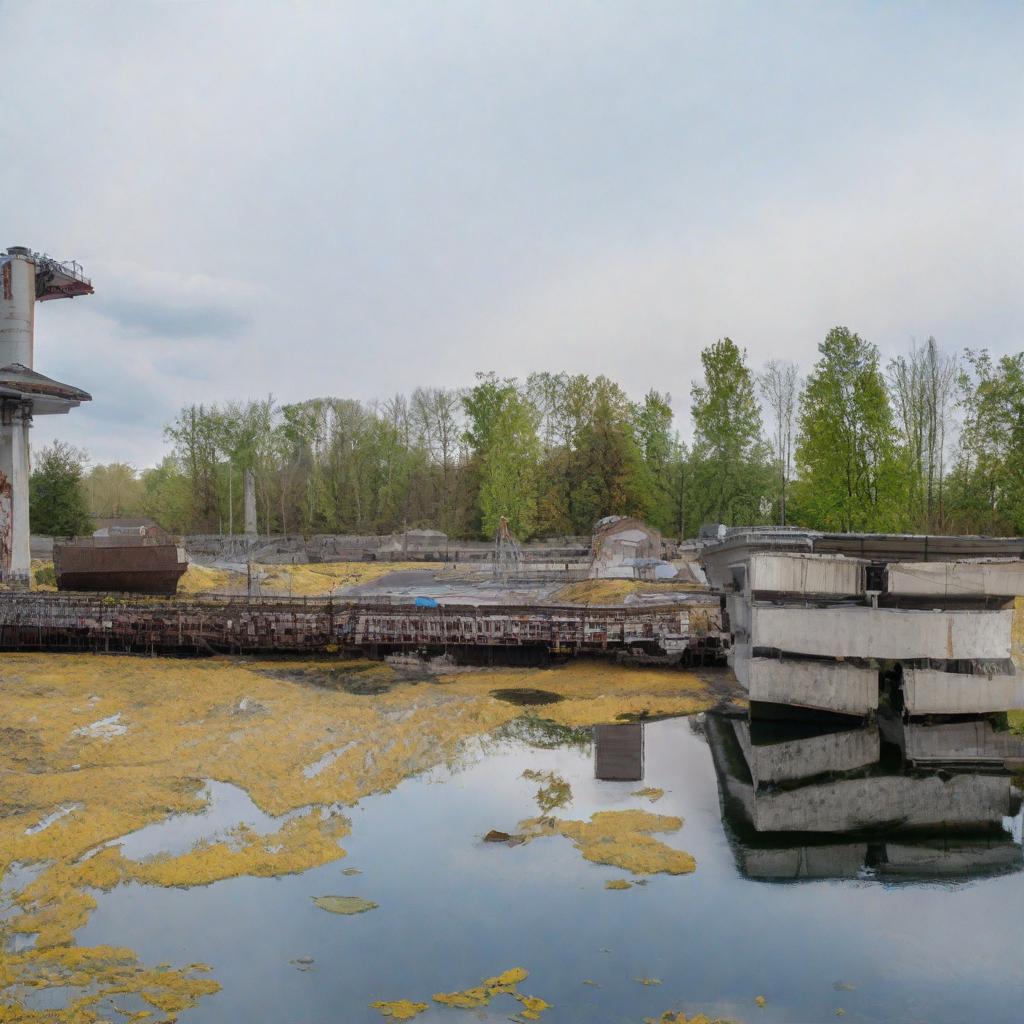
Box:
<box><xmin>53</xmin><ymin>529</ymin><xmax>187</xmax><ymax>594</ymax></box>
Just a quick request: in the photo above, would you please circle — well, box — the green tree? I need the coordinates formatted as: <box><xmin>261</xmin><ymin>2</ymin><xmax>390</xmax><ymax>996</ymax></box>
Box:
<box><xmin>464</xmin><ymin>376</ymin><xmax>542</xmax><ymax>539</ymax></box>
<box><xmin>945</xmin><ymin>349</ymin><xmax>1024</xmax><ymax>534</ymax></box>
<box><xmin>689</xmin><ymin>338</ymin><xmax>772</xmax><ymax>527</ymax></box>
<box><xmin>86</xmin><ymin>463</ymin><xmax>144</xmax><ymax>519</ymax></box>
<box><xmin>141</xmin><ymin>457</ymin><xmax>194</xmax><ymax>533</ymax></box>
<box><xmin>792</xmin><ymin>326</ymin><xmax>906</xmax><ymax>531</ymax></box>
<box><xmin>887</xmin><ymin>337</ymin><xmax>958</xmax><ymax>531</ymax></box>
<box><xmin>635</xmin><ymin>389</ymin><xmax>683</xmax><ymax>535</ymax></box>
<box><xmin>569</xmin><ymin>377</ymin><xmax>653</xmax><ymax>530</ymax></box>
<box><xmin>29</xmin><ymin>441</ymin><xmax>93</xmax><ymax>537</ymax></box>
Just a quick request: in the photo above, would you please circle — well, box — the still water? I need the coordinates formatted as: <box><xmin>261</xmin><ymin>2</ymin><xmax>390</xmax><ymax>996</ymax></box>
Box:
<box><xmin>62</xmin><ymin>709</ymin><xmax>1023</xmax><ymax>1024</ymax></box>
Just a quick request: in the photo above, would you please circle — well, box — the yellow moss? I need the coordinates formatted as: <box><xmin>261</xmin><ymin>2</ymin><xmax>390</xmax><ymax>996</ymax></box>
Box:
<box><xmin>517</xmin><ymin>993</ymin><xmax>552</xmax><ymax>1019</ymax></box>
<box><xmin>605</xmin><ymin>879</ymin><xmax>633</xmax><ymax>890</ymax></box>
<box><xmin>178</xmin><ymin>560</ymin><xmax>430</xmax><ymax>596</ymax></box>
<box><xmin>0</xmin><ymin>653</ymin><xmax>714</xmax><ymax>1022</ymax></box>
<box><xmin>632</xmin><ymin>787</ymin><xmax>665</xmax><ymax>802</ymax></box>
<box><xmin>371</xmin><ymin>999</ymin><xmax>429</xmax><ymax>1019</ymax></box>
<box><xmin>520</xmin><ymin>810</ymin><xmax>696</xmax><ymax>876</ymax></box>
<box><xmin>551</xmin><ymin>579</ymin><xmax>704</xmax><ymax>605</ymax></box>
<box><xmin>522</xmin><ymin>769</ymin><xmax>573</xmax><ymax>812</ymax></box>
<box><xmin>460</xmin><ymin>660</ymin><xmax>717</xmax><ymax>727</ymax></box>
<box><xmin>176</xmin><ymin>563</ymin><xmax>240</xmax><ymax>594</ymax></box>
<box><xmin>654</xmin><ymin>1014</ymin><xmax>732</xmax><ymax>1024</ymax></box>
<box><xmin>0</xmin><ymin>947</ymin><xmax>219</xmax><ymax>1024</ymax></box>
<box><xmin>433</xmin><ymin>967</ymin><xmax>536</xmax><ymax>1010</ymax></box>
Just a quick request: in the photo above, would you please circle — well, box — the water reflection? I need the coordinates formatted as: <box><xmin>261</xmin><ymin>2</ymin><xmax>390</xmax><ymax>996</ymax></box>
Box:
<box><xmin>593</xmin><ymin>723</ymin><xmax>644</xmax><ymax>781</ymax></box>
<box><xmin>706</xmin><ymin>710</ymin><xmax>1024</xmax><ymax>882</ymax></box>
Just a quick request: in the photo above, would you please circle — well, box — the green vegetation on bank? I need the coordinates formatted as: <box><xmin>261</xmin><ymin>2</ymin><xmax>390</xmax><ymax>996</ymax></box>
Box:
<box><xmin>51</xmin><ymin>328</ymin><xmax>1024</xmax><ymax>540</ymax></box>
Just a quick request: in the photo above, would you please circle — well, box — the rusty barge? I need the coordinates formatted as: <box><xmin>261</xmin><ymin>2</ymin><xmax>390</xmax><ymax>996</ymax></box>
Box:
<box><xmin>53</xmin><ymin>530</ymin><xmax>188</xmax><ymax>595</ymax></box>
<box><xmin>0</xmin><ymin>592</ymin><xmax>725</xmax><ymax>662</ymax></box>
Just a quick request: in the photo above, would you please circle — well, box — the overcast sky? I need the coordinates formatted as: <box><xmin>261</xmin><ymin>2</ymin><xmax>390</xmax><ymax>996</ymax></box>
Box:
<box><xmin>3</xmin><ymin>1</ymin><xmax>1021</xmax><ymax>468</ymax></box>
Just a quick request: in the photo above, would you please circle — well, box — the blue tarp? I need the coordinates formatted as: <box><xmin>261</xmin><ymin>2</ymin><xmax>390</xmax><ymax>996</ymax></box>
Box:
<box><xmin>414</xmin><ymin>596</ymin><xmax>439</xmax><ymax>608</ymax></box>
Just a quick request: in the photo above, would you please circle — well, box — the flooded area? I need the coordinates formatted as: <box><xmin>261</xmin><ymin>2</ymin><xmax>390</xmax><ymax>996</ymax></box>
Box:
<box><xmin>2</xmin><ymin>654</ymin><xmax>1022</xmax><ymax>1023</ymax></box>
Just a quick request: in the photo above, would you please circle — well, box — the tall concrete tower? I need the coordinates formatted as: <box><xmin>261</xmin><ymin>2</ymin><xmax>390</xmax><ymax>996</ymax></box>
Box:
<box><xmin>0</xmin><ymin>247</ymin><xmax>93</xmax><ymax>583</ymax></box>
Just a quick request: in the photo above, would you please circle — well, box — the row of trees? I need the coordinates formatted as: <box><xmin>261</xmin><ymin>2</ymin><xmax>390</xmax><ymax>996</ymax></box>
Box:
<box><xmin>47</xmin><ymin>327</ymin><xmax>1024</xmax><ymax>539</ymax></box>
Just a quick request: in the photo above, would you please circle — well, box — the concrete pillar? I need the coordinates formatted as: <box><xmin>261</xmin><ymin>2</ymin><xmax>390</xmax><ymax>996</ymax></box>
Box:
<box><xmin>0</xmin><ymin>402</ymin><xmax>31</xmax><ymax>581</ymax></box>
<box><xmin>0</xmin><ymin>253</ymin><xmax>35</xmax><ymax>367</ymax></box>
<box><xmin>243</xmin><ymin>468</ymin><xmax>257</xmax><ymax>536</ymax></box>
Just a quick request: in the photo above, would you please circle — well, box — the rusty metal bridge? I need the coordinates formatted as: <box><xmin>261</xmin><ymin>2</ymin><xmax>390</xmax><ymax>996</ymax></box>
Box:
<box><xmin>0</xmin><ymin>592</ymin><xmax>724</xmax><ymax>662</ymax></box>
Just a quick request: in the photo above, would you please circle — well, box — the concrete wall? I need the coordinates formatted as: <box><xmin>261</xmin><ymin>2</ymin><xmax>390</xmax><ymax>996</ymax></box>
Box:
<box><xmin>746</xmin><ymin>552</ymin><xmax>865</xmax><ymax>597</ymax></box>
<box><xmin>750</xmin><ymin>604</ymin><xmax>1013</xmax><ymax>660</ymax></box>
<box><xmin>736</xmin><ymin>653</ymin><xmax>878</xmax><ymax>716</ymax></box>
<box><xmin>902</xmin><ymin>667</ymin><xmax>1024</xmax><ymax>715</ymax></box>
<box><xmin>887</xmin><ymin>560</ymin><xmax>1024</xmax><ymax>598</ymax></box>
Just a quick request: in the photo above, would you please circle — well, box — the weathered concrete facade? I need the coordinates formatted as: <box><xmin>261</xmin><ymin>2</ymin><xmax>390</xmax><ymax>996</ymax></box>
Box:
<box><xmin>702</xmin><ymin>529</ymin><xmax>1024</xmax><ymax>717</ymax></box>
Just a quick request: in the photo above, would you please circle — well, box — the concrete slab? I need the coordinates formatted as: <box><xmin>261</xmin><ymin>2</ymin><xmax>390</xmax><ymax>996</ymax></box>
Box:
<box><xmin>887</xmin><ymin>560</ymin><xmax>1024</xmax><ymax>598</ymax></box>
<box><xmin>746</xmin><ymin>552</ymin><xmax>866</xmax><ymax>597</ymax></box>
<box><xmin>733</xmin><ymin>651</ymin><xmax>878</xmax><ymax>716</ymax></box>
<box><xmin>750</xmin><ymin>604</ymin><xmax>1013</xmax><ymax>660</ymax></box>
<box><xmin>902</xmin><ymin>667</ymin><xmax>1024</xmax><ymax>715</ymax></box>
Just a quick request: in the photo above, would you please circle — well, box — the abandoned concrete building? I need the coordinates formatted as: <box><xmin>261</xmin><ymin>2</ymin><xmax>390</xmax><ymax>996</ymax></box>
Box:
<box><xmin>702</xmin><ymin>527</ymin><xmax>1024</xmax><ymax>718</ymax></box>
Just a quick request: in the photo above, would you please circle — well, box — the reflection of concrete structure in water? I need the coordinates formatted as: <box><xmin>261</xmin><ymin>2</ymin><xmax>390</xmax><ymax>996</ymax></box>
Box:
<box><xmin>705</xmin><ymin>711</ymin><xmax>1024</xmax><ymax>882</ymax></box>
<box><xmin>0</xmin><ymin>247</ymin><xmax>93</xmax><ymax>583</ymax></box>
<box><xmin>593</xmin><ymin>723</ymin><xmax>644</xmax><ymax>781</ymax></box>
<box><xmin>701</xmin><ymin>528</ymin><xmax>1024</xmax><ymax>717</ymax></box>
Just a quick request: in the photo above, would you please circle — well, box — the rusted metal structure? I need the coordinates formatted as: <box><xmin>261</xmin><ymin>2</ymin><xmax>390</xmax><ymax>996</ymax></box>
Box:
<box><xmin>0</xmin><ymin>246</ymin><xmax>93</xmax><ymax>584</ymax></box>
<box><xmin>53</xmin><ymin>531</ymin><xmax>188</xmax><ymax>594</ymax></box>
<box><xmin>0</xmin><ymin>592</ymin><xmax>726</xmax><ymax>661</ymax></box>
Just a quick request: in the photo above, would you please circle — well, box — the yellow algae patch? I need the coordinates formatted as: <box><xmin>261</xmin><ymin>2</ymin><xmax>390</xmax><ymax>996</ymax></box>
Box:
<box><xmin>520</xmin><ymin>810</ymin><xmax>696</xmax><ymax>876</ymax></box>
<box><xmin>755</xmin><ymin>995</ymin><xmax>767</xmax><ymax>1007</ymax></box>
<box><xmin>517</xmin><ymin>993</ymin><xmax>552</xmax><ymax>1019</ymax></box>
<box><xmin>433</xmin><ymin>967</ymin><xmax>536</xmax><ymax>1010</ymax></box>
<box><xmin>0</xmin><ymin>945</ymin><xmax>220</xmax><ymax>1024</ymax></box>
<box><xmin>13</xmin><ymin>811</ymin><xmax>350</xmax><ymax>948</ymax></box>
<box><xmin>650</xmin><ymin>1014</ymin><xmax>734</xmax><ymax>1024</ymax></box>
<box><xmin>443</xmin><ymin>659</ymin><xmax>719</xmax><ymax>727</ymax></box>
<box><xmin>177</xmin><ymin>562</ymin><xmax>242</xmax><ymax>593</ymax></box>
<box><xmin>256</xmin><ymin>560</ymin><xmax>426</xmax><ymax>596</ymax></box>
<box><xmin>179</xmin><ymin>560</ymin><xmax>432</xmax><ymax>596</ymax></box>
<box><xmin>551</xmin><ymin>578</ymin><xmax>703</xmax><ymax>605</ymax></box>
<box><xmin>0</xmin><ymin>653</ymin><xmax>522</xmax><ymax>1020</ymax></box>
<box><xmin>605</xmin><ymin>879</ymin><xmax>633</xmax><ymax>890</ymax></box>
<box><xmin>635</xmin><ymin>977</ymin><xmax>662</xmax><ymax>986</ymax></box>
<box><xmin>0</xmin><ymin>652</ymin><xmax>711</xmax><ymax>1022</ymax></box>
<box><xmin>522</xmin><ymin>768</ymin><xmax>573</xmax><ymax>812</ymax></box>
<box><xmin>371</xmin><ymin>999</ymin><xmax>429</xmax><ymax>1019</ymax></box>
<box><xmin>632</xmin><ymin>787</ymin><xmax>665</xmax><ymax>802</ymax></box>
